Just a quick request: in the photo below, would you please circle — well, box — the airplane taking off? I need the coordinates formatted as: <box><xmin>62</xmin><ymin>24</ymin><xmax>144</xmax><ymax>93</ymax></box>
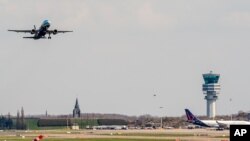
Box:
<box><xmin>185</xmin><ymin>109</ymin><xmax>250</xmax><ymax>129</ymax></box>
<box><xmin>8</xmin><ymin>20</ymin><xmax>73</xmax><ymax>39</ymax></box>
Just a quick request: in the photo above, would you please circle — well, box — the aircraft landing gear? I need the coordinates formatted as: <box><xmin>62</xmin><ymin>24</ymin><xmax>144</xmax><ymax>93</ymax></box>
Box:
<box><xmin>48</xmin><ymin>33</ymin><xmax>51</xmax><ymax>39</ymax></box>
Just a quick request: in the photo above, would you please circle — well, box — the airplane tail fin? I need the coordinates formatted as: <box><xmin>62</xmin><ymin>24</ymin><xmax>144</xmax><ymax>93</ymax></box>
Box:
<box><xmin>185</xmin><ymin>109</ymin><xmax>209</xmax><ymax>127</ymax></box>
<box><xmin>33</xmin><ymin>135</ymin><xmax>44</xmax><ymax>141</ymax></box>
<box><xmin>185</xmin><ymin>109</ymin><xmax>199</xmax><ymax>122</ymax></box>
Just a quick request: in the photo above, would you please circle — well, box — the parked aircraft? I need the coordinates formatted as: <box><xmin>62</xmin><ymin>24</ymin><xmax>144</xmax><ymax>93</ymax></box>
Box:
<box><xmin>93</xmin><ymin>125</ymin><xmax>128</xmax><ymax>130</ymax></box>
<box><xmin>8</xmin><ymin>20</ymin><xmax>72</xmax><ymax>39</ymax></box>
<box><xmin>185</xmin><ymin>109</ymin><xmax>250</xmax><ymax>129</ymax></box>
<box><xmin>185</xmin><ymin>109</ymin><xmax>218</xmax><ymax>128</ymax></box>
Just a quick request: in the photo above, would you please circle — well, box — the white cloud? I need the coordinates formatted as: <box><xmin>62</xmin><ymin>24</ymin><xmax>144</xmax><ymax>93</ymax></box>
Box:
<box><xmin>136</xmin><ymin>1</ymin><xmax>175</xmax><ymax>30</ymax></box>
<box><xmin>220</xmin><ymin>11</ymin><xmax>250</xmax><ymax>28</ymax></box>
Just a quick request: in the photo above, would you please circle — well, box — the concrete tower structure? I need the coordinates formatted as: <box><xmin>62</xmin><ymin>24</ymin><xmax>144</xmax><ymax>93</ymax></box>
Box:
<box><xmin>202</xmin><ymin>71</ymin><xmax>221</xmax><ymax>118</ymax></box>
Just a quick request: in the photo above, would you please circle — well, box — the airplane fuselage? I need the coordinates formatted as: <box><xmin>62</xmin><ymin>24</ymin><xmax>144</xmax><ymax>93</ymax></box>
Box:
<box><xmin>34</xmin><ymin>20</ymin><xmax>51</xmax><ymax>39</ymax></box>
<box><xmin>194</xmin><ymin>120</ymin><xmax>218</xmax><ymax>128</ymax></box>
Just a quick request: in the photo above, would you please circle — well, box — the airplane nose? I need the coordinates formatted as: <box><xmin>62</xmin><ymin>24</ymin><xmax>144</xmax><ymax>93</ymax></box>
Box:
<box><xmin>46</xmin><ymin>20</ymin><xmax>51</xmax><ymax>26</ymax></box>
<box><xmin>42</xmin><ymin>20</ymin><xmax>51</xmax><ymax>28</ymax></box>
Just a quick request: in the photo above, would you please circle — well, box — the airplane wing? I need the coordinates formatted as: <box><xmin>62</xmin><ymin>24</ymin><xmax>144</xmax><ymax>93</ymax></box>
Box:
<box><xmin>47</xmin><ymin>30</ymin><xmax>73</xmax><ymax>34</ymax></box>
<box><xmin>8</xmin><ymin>30</ymin><xmax>32</xmax><ymax>33</ymax></box>
<box><xmin>216</xmin><ymin>121</ymin><xmax>229</xmax><ymax>129</ymax></box>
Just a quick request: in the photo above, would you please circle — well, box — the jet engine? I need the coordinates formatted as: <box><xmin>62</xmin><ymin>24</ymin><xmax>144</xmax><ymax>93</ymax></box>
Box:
<box><xmin>53</xmin><ymin>29</ymin><xmax>58</xmax><ymax>35</ymax></box>
<box><xmin>31</xmin><ymin>29</ymin><xmax>36</xmax><ymax>34</ymax></box>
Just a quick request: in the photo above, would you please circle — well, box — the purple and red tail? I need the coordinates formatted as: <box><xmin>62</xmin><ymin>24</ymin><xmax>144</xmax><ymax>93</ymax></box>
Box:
<box><xmin>185</xmin><ymin>109</ymin><xmax>199</xmax><ymax>122</ymax></box>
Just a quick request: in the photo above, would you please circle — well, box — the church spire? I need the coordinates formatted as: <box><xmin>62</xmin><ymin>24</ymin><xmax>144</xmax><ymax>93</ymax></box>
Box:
<box><xmin>73</xmin><ymin>98</ymin><xmax>81</xmax><ymax>118</ymax></box>
<box><xmin>75</xmin><ymin>98</ymin><xmax>79</xmax><ymax>109</ymax></box>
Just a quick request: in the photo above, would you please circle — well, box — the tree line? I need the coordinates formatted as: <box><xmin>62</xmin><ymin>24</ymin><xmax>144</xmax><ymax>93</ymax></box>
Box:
<box><xmin>0</xmin><ymin>114</ymin><xmax>13</xmax><ymax>129</ymax></box>
<box><xmin>0</xmin><ymin>107</ymin><xmax>27</xmax><ymax>130</ymax></box>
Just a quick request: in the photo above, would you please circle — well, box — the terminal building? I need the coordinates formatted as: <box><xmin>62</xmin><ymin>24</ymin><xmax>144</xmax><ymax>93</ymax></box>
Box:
<box><xmin>202</xmin><ymin>71</ymin><xmax>221</xmax><ymax>118</ymax></box>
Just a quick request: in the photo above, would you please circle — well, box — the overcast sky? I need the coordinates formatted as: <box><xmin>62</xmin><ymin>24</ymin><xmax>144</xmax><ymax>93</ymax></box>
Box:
<box><xmin>1</xmin><ymin>0</ymin><xmax>250</xmax><ymax>117</ymax></box>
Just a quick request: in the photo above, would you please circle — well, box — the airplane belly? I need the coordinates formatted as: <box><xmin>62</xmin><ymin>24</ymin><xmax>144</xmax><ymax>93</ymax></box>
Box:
<box><xmin>40</xmin><ymin>31</ymin><xmax>46</xmax><ymax>36</ymax></box>
<box><xmin>36</xmin><ymin>30</ymin><xmax>46</xmax><ymax>38</ymax></box>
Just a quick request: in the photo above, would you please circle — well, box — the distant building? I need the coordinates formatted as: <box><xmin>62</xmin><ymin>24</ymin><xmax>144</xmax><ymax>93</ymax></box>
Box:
<box><xmin>73</xmin><ymin>98</ymin><xmax>81</xmax><ymax>118</ymax></box>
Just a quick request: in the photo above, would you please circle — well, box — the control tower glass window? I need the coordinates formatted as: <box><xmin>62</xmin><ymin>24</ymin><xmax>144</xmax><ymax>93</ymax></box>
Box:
<box><xmin>203</xmin><ymin>74</ymin><xmax>219</xmax><ymax>84</ymax></box>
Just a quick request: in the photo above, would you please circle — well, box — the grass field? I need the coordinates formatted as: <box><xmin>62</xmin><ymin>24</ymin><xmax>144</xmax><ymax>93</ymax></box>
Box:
<box><xmin>0</xmin><ymin>137</ymin><xmax>175</xmax><ymax>141</ymax></box>
<box><xmin>0</xmin><ymin>129</ymin><xmax>229</xmax><ymax>141</ymax></box>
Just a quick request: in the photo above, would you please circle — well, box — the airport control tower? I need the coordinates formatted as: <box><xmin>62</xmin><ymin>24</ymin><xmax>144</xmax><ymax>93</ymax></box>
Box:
<box><xmin>202</xmin><ymin>71</ymin><xmax>221</xmax><ymax>118</ymax></box>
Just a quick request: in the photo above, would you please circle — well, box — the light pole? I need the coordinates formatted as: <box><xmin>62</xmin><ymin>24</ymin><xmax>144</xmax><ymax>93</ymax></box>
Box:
<box><xmin>230</xmin><ymin>98</ymin><xmax>232</xmax><ymax>121</ymax></box>
<box><xmin>67</xmin><ymin>115</ymin><xmax>69</xmax><ymax>129</ymax></box>
<box><xmin>159</xmin><ymin>107</ymin><xmax>164</xmax><ymax>129</ymax></box>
